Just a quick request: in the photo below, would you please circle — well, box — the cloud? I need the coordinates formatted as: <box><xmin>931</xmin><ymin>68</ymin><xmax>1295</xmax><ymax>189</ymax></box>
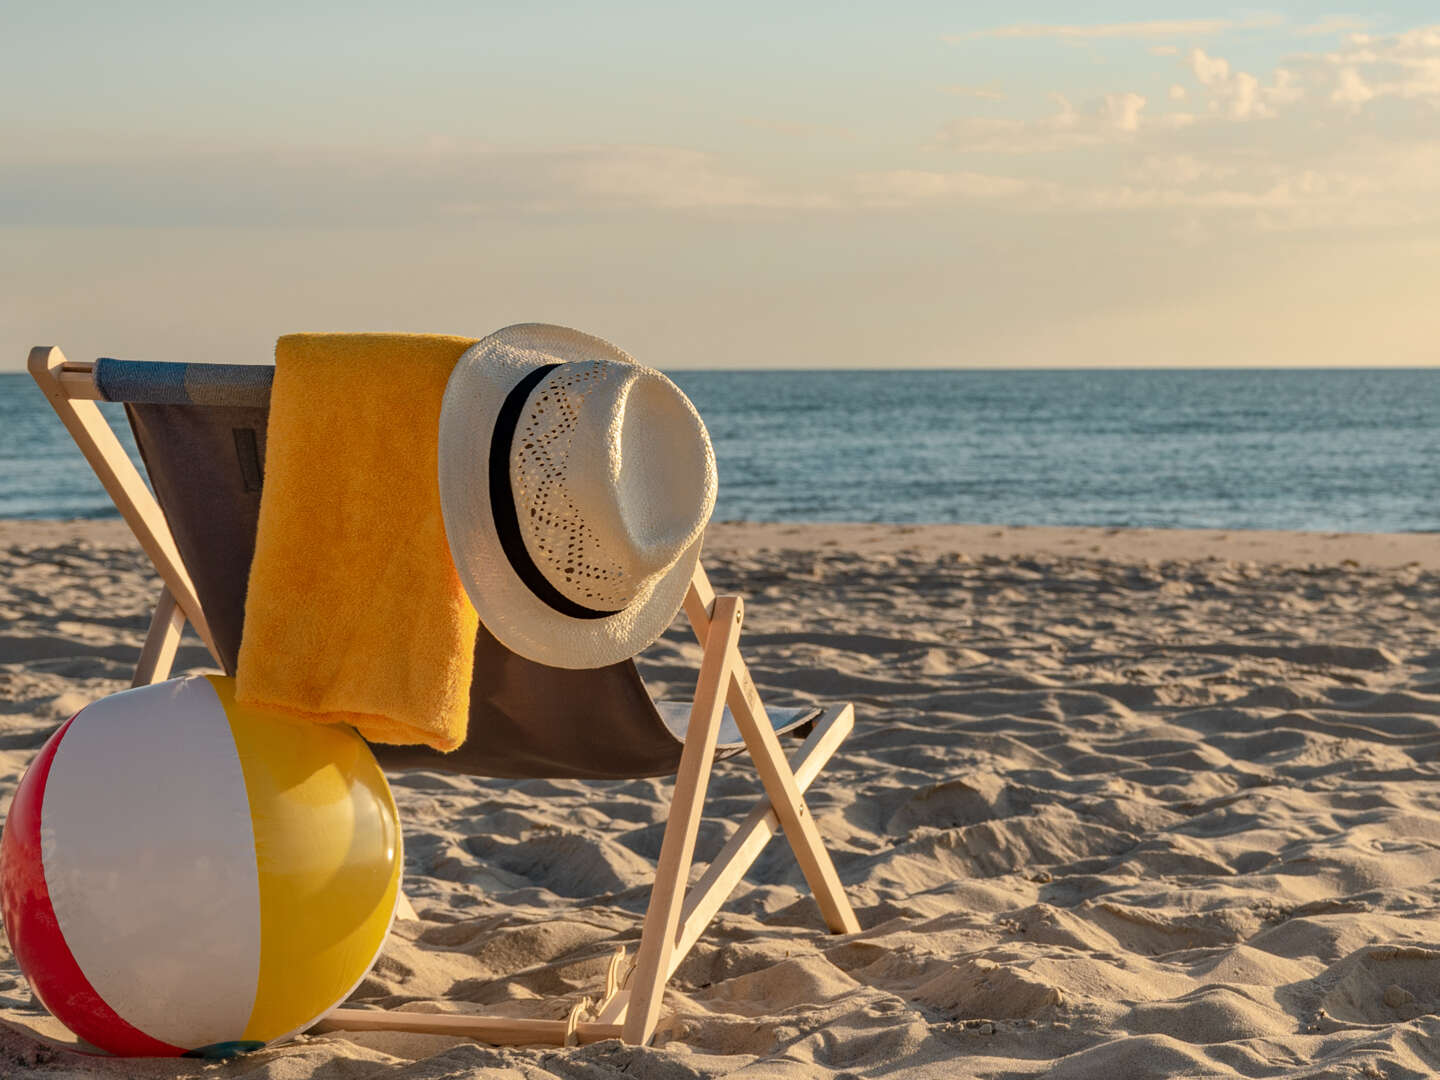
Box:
<box><xmin>920</xmin><ymin>22</ymin><xmax>1440</xmax><ymax>234</ymax></box>
<box><xmin>852</xmin><ymin>170</ymin><xmax>1036</xmax><ymax>206</ymax></box>
<box><xmin>1312</xmin><ymin>25</ymin><xmax>1440</xmax><ymax>111</ymax></box>
<box><xmin>1297</xmin><ymin>15</ymin><xmax>1370</xmax><ymax>37</ymax></box>
<box><xmin>0</xmin><ymin>138</ymin><xmax>850</xmax><ymax>226</ymax></box>
<box><xmin>933</xmin><ymin>92</ymin><xmax>1149</xmax><ymax>153</ymax></box>
<box><xmin>1189</xmin><ymin>47</ymin><xmax>1232</xmax><ymax>88</ymax></box>
<box><xmin>828</xmin><ymin>165</ymin><xmax>1387</xmax><ymax>223</ymax></box>
<box><xmin>1268</xmin><ymin>68</ymin><xmax>1305</xmax><ymax>107</ymax></box>
<box><xmin>943</xmin><ymin>84</ymin><xmax>1006</xmax><ymax>101</ymax></box>
<box><xmin>11</xmin><ymin>23</ymin><xmax>1440</xmax><ymax>238</ymax></box>
<box><xmin>1152</xmin><ymin>112</ymin><xmax>1199</xmax><ymax>130</ymax></box>
<box><xmin>1103</xmin><ymin>92</ymin><xmax>1147</xmax><ymax>132</ymax></box>
<box><xmin>742</xmin><ymin>117</ymin><xmax>857</xmax><ymax>141</ymax></box>
<box><xmin>1129</xmin><ymin>154</ymin><xmax>1238</xmax><ymax>187</ymax></box>
<box><xmin>40</xmin><ymin>131</ymin><xmax>1392</xmax><ymax>227</ymax></box>
<box><xmin>482</xmin><ymin>145</ymin><xmax>845</xmax><ymax>213</ymax></box>
<box><xmin>1331</xmin><ymin>66</ymin><xmax>1375</xmax><ymax>108</ymax></box>
<box><xmin>949</xmin><ymin>17</ymin><xmax>1275</xmax><ymax>41</ymax></box>
<box><xmin>759</xmin><ymin>22</ymin><xmax>1440</xmax><ymax>233</ymax></box>
<box><xmin>1186</xmin><ymin>48</ymin><xmax>1303</xmax><ymax>118</ymax></box>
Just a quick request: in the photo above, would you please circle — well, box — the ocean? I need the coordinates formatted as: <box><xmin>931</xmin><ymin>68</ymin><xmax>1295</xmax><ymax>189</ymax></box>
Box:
<box><xmin>1</xmin><ymin>369</ymin><xmax>1437</xmax><ymax>532</ymax></box>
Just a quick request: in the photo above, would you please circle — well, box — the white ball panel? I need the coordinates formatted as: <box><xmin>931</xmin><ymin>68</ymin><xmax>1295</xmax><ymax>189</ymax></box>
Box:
<box><xmin>41</xmin><ymin>677</ymin><xmax>262</xmax><ymax>1049</ymax></box>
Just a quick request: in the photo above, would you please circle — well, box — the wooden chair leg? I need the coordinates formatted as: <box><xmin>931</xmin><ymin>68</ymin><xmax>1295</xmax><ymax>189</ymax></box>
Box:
<box><xmin>621</xmin><ymin>593</ymin><xmax>740</xmax><ymax>1045</ymax></box>
<box><xmin>670</xmin><ymin>701</ymin><xmax>854</xmax><ymax>971</ymax></box>
<box><xmin>711</xmin><ymin>597</ymin><xmax>860</xmax><ymax>935</ymax></box>
<box><xmin>316</xmin><ymin>1011</ymin><xmax>621</xmax><ymax>1045</ymax></box>
<box><xmin>588</xmin><ymin>702</ymin><xmax>854</xmax><ymax>1032</ymax></box>
<box><xmin>28</xmin><ymin>346</ymin><xmax>222</xmax><ymax>667</ymax></box>
<box><xmin>132</xmin><ymin>586</ymin><xmax>186</xmax><ymax>686</ymax></box>
<box><xmin>685</xmin><ymin>573</ymin><xmax>861</xmax><ymax>935</ymax></box>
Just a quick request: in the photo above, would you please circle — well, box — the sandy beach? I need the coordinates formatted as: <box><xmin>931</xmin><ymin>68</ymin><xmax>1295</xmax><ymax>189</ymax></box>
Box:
<box><xmin>2</xmin><ymin>518</ymin><xmax>1439</xmax><ymax>1079</ymax></box>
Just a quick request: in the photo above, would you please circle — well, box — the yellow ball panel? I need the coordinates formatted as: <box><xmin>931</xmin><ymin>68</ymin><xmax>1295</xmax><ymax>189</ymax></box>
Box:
<box><xmin>206</xmin><ymin>677</ymin><xmax>402</xmax><ymax>1043</ymax></box>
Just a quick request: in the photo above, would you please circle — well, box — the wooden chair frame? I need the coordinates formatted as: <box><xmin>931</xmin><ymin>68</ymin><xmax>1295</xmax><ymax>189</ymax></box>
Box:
<box><xmin>28</xmin><ymin>345</ymin><xmax>860</xmax><ymax>1048</ymax></box>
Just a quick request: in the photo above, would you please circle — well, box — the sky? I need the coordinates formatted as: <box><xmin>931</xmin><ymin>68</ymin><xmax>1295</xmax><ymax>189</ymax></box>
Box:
<box><xmin>4</xmin><ymin>3</ymin><xmax>1440</xmax><ymax>369</ymax></box>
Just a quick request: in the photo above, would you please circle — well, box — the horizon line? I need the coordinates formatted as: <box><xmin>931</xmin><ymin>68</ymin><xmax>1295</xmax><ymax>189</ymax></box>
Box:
<box><xmin>1</xmin><ymin>364</ymin><xmax>1438</xmax><ymax>376</ymax></box>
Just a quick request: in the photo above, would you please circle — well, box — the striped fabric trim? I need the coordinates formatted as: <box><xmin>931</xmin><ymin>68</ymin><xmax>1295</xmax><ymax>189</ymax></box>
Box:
<box><xmin>94</xmin><ymin>359</ymin><xmax>273</xmax><ymax>408</ymax></box>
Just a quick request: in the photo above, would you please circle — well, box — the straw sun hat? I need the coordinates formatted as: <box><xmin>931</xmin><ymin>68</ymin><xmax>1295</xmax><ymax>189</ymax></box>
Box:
<box><xmin>438</xmin><ymin>324</ymin><xmax>717</xmax><ymax>669</ymax></box>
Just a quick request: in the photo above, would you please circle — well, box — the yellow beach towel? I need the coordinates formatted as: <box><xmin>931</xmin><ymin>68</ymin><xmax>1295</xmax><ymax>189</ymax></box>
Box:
<box><xmin>235</xmin><ymin>333</ymin><xmax>480</xmax><ymax>750</ymax></box>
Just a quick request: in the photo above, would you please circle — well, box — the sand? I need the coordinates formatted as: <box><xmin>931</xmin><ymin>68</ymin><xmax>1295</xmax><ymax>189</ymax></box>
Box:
<box><xmin>2</xmin><ymin>519</ymin><xmax>1440</xmax><ymax>1079</ymax></box>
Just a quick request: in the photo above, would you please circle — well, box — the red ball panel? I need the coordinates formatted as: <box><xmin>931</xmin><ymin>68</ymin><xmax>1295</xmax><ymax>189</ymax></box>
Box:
<box><xmin>0</xmin><ymin>716</ymin><xmax>185</xmax><ymax>1056</ymax></box>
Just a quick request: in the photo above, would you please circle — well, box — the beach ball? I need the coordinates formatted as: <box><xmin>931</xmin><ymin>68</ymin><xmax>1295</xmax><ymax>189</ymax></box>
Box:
<box><xmin>0</xmin><ymin>674</ymin><xmax>402</xmax><ymax>1057</ymax></box>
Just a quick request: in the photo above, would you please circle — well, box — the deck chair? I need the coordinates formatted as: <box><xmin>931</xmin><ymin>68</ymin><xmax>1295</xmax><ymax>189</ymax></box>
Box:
<box><xmin>27</xmin><ymin>345</ymin><xmax>860</xmax><ymax>1048</ymax></box>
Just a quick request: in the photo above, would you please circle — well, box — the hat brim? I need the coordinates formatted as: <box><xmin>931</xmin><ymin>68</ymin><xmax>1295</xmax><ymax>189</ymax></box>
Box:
<box><xmin>438</xmin><ymin>323</ymin><xmax>703</xmax><ymax>670</ymax></box>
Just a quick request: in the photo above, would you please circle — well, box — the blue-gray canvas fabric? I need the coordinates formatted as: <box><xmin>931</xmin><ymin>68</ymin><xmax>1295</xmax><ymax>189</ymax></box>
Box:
<box><xmin>97</xmin><ymin>358</ymin><xmax>272</xmax><ymax>409</ymax></box>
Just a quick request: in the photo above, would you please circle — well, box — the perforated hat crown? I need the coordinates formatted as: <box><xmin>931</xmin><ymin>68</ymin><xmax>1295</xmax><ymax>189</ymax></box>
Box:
<box><xmin>438</xmin><ymin>324</ymin><xmax>717</xmax><ymax>669</ymax></box>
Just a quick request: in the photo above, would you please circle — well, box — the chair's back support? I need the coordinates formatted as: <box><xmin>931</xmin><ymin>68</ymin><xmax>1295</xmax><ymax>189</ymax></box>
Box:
<box><xmin>126</xmin><ymin>401</ymin><xmax>269</xmax><ymax>672</ymax></box>
<box><xmin>105</xmin><ymin>360</ymin><xmax>686</xmax><ymax>780</ymax></box>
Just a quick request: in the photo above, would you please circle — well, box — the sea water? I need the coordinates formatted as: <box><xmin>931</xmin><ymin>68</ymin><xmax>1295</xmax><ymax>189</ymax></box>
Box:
<box><xmin>1</xmin><ymin>369</ymin><xmax>1437</xmax><ymax>532</ymax></box>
